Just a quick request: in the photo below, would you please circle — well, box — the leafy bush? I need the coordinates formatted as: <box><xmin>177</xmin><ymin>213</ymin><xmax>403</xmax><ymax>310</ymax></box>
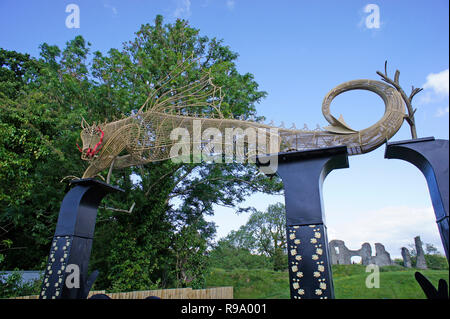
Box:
<box><xmin>209</xmin><ymin>243</ymin><xmax>273</xmax><ymax>270</ymax></box>
<box><xmin>393</xmin><ymin>258</ymin><xmax>404</xmax><ymax>266</ymax></box>
<box><xmin>271</xmin><ymin>248</ymin><xmax>288</xmax><ymax>271</ymax></box>
<box><xmin>424</xmin><ymin>254</ymin><xmax>448</xmax><ymax>270</ymax></box>
<box><xmin>410</xmin><ymin>254</ymin><xmax>448</xmax><ymax>270</ymax></box>
<box><xmin>0</xmin><ymin>270</ymin><xmax>42</xmax><ymax>298</ymax></box>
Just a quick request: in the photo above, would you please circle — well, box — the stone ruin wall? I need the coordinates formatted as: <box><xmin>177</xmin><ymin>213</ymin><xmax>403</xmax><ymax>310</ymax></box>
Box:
<box><xmin>329</xmin><ymin>240</ymin><xmax>393</xmax><ymax>266</ymax></box>
<box><xmin>400</xmin><ymin>236</ymin><xmax>427</xmax><ymax>269</ymax></box>
<box><xmin>329</xmin><ymin>236</ymin><xmax>428</xmax><ymax>268</ymax></box>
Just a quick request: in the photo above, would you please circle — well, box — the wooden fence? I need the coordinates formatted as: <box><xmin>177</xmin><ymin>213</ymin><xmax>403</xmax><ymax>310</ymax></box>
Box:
<box><xmin>11</xmin><ymin>286</ymin><xmax>233</xmax><ymax>299</ymax></box>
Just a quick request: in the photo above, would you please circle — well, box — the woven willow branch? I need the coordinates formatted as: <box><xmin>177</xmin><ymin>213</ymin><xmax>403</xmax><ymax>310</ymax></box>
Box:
<box><xmin>77</xmin><ymin>61</ymin><xmax>406</xmax><ymax>179</ymax></box>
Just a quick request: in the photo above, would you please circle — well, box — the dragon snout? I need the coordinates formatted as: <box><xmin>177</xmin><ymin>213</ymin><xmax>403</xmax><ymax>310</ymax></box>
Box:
<box><xmin>77</xmin><ymin>144</ymin><xmax>100</xmax><ymax>160</ymax></box>
<box><xmin>77</xmin><ymin>143</ymin><xmax>92</xmax><ymax>160</ymax></box>
<box><xmin>82</xmin><ymin>149</ymin><xmax>94</xmax><ymax>160</ymax></box>
<box><xmin>76</xmin><ymin>127</ymin><xmax>105</xmax><ymax>160</ymax></box>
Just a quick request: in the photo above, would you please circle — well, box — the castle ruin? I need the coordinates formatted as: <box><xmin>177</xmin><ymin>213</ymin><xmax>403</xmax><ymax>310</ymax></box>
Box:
<box><xmin>328</xmin><ymin>240</ymin><xmax>393</xmax><ymax>266</ymax></box>
<box><xmin>329</xmin><ymin>236</ymin><xmax>429</xmax><ymax>268</ymax></box>
<box><xmin>400</xmin><ymin>236</ymin><xmax>428</xmax><ymax>269</ymax></box>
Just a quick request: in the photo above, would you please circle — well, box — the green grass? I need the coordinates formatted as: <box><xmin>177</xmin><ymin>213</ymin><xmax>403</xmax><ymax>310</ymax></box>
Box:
<box><xmin>205</xmin><ymin>268</ymin><xmax>291</xmax><ymax>299</ymax></box>
<box><xmin>205</xmin><ymin>265</ymin><xmax>449</xmax><ymax>299</ymax></box>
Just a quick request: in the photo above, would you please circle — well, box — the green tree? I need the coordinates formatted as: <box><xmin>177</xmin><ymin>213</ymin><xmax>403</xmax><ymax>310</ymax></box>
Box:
<box><xmin>172</xmin><ymin>219</ymin><xmax>215</xmax><ymax>288</ymax></box>
<box><xmin>0</xmin><ymin>270</ymin><xmax>42</xmax><ymax>298</ymax></box>
<box><xmin>0</xmin><ymin>15</ymin><xmax>283</xmax><ymax>292</ymax></box>
<box><xmin>425</xmin><ymin>243</ymin><xmax>439</xmax><ymax>255</ymax></box>
<box><xmin>405</xmin><ymin>242</ymin><xmax>448</xmax><ymax>270</ymax></box>
<box><xmin>208</xmin><ymin>239</ymin><xmax>273</xmax><ymax>270</ymax></box>
<box><xmin>87</xmin><ymin>16</ymin><xmax>281</xmax><ymax>290</ymax></box>
<box><xmin>0</xmin><ymin>47</ymin><xmax>79</xmax><ymax>269</ymax></box>
<box><xmin>222</xmin><ymin>203</ymin><xmax>287</xmax><ymax>271</ymax></box>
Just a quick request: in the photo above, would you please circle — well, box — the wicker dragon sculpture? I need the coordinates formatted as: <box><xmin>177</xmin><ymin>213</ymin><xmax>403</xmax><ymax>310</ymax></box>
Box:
<box><xmin>76</xmin><ymin>61</ymin><xmax>420</xmax><ymax>180</ymax></box>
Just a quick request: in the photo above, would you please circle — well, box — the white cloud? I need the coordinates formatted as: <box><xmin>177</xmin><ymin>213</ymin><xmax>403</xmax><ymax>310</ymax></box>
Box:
<box><xmin>420</xmin><ymin>69</ymin><xmax>449</xmax><ymax>105</ymax></box>
<box><xmin>423</xmin><ymin>69</ymin><xmax>449</xmax><ymax>96</ymax></box>
<box><xmin>104</xmin><ymin>3</ymin><xmax>118</xmax><ymax>16</ymax></box>
<box><xmin>173</xmin><ymin>0</ymin><xmax>191</xmax><ymax>19</ymax></box>
<box><xmin>226</xmin><ymin>0</ymin><xmax>235</xmax><ymax>10</ymax></box>
<box><xmin>435</xmin><ymin>106</ymin><xmax>449</xmax><ymax>117</ymax></box>
<box><xmin>327</xmin><ymin>206</ymin><xmax>444</xmax><ymax>258</ymax></box>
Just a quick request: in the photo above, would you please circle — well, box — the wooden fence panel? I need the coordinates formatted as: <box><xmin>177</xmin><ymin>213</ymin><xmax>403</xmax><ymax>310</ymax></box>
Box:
<box><xmin>10</xmin><ymin>286</ymin><xmax>233</xmax><ymax>299</ymax></box>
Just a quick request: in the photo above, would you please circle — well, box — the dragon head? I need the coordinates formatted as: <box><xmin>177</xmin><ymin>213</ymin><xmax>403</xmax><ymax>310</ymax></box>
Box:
<box><xmin>77</xmin><ymin>117</ymin><xmax>105</xmax><ymax>160</ymax></box>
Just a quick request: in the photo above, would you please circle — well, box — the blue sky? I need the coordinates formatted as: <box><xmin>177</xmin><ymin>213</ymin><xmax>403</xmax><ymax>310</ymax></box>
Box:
<box><xmin>1</xmin><ymin>0</ymin><xmax>448</xmax><ymax>258</ymax></box>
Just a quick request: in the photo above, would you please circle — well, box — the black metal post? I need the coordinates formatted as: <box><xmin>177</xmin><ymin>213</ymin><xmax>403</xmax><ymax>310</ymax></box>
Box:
<box><xmin>39</xmin><ymin>178</ymin><xmax>123</xmax><ymax>299</ymax></box>
<box><xmin>385</xmin><ymin>137</ymin><xmax>449</xmax><ymax>261</ymax></box>
<box><xmin>258</xmin><ymin>146</ymin><xmax>349</xmax><ymax>299</ymax></box>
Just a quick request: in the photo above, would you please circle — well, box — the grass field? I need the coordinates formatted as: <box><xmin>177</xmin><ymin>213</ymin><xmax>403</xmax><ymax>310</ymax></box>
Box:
<box><xmin>205</xmin><ymin>265</ymin><xmax>449</xmax><ymax>299</ymax></box>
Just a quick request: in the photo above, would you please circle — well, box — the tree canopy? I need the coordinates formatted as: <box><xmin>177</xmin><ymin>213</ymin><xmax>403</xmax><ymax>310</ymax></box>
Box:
<box><xmin>214</xmin><ymin>202</ymin><xmax>287</xmax><ymax>271</ymax></box>
<box><xmin>0</xmin><ymin>15</ymin><xmax>282</xmax><ymax>290</ymax></box>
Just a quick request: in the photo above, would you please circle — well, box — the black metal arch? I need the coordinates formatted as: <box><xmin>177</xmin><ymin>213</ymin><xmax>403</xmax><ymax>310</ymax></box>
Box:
<box><xmin>385</xmin><ymin>137</ymin><xmax>449</xmax><ymax>261</ymax></box>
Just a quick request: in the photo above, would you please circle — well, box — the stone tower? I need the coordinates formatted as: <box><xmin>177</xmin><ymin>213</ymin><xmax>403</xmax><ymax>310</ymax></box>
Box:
<box><xmin>414</xmin><ymin>236</ymin><xmax>428</xmax><ymax>269</ymax></box>
<box><xmin>401</xmin><ymin>247</ymin><xmax>412</xmax><ymax>268</ymax></box>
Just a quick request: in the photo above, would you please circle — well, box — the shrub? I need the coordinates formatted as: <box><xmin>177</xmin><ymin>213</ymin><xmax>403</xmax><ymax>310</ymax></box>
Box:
<box><xmin>424</xmin><ymin>254</ymin><xmax>448</xmax><ymax>270</ymax></box>
<box><xmin>0</xmin><ymin>270</ymin><xmax>42</xmax><ymax>298</ymax></box>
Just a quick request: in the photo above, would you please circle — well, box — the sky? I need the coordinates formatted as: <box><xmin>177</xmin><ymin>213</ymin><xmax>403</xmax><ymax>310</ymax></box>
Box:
<box><xmin>1</xmin><ymin>0</ymin><xmax>448</xmax><ymax>258</ymax></box>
